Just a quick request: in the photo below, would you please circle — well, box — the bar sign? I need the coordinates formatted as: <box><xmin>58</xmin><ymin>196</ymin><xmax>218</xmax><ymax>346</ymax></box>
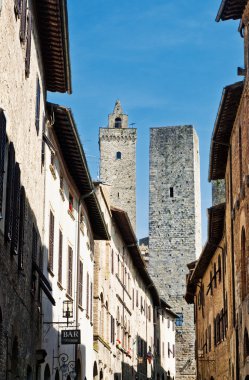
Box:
<box><xmin>61</xmin><ymin>330</ymin><xmax>81</xmax><ymax>344</ymax></box>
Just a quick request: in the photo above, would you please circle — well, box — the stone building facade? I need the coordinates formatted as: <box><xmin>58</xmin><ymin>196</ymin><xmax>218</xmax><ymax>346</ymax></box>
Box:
<box><xmin>93</xmin><ymin>183</ymin><xmax>176</xmax><ymax>380</ymax></box>
<box><xmin>41</xmin><ymin>104</ymin><xmax>109</xmax><ymax>380</ymax></box>
<box><xmin>186</xmin><ymin>1</ymin><xmax>249</xmax><ymax>379</ymax></box>
<box><xmin>99</xmin><ymin>100</ymin><xmax>137</xmax><ymax>232</ymax></box>
<box><xmin>149</xmin><ymin>126</ymin><xmax>202</xmax><ymax>380</ymax></box>
<box><xmin>0</xmin><ymin>0</ymin><xmax>71</xmax><ymax>379</ymax></box>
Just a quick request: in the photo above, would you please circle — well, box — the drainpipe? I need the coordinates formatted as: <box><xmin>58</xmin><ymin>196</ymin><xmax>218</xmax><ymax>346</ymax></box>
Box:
<box><xmin>229</xmin><ymin>146</ymin><xmax>239</xmax><ymax>380</ymax></box>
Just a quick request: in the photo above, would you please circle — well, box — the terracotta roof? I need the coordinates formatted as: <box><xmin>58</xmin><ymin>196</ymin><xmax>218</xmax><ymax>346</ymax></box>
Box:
<box><xmin>209</xmin><ymin>81</ymin><xmax>243</xmax><ymax>181</ymax></box>
<box><xmin>34</xmin><ymin>0</ymin><xmax>71</xmax><ymax>93</ymax></box>
<box><xmin>185</xmin><ymin>203</ymin><xmax>225</xmax><ymax>303</ymax></box>
<box><xmin>111</xmin><ymin>206</ymin><xmax>160</xmax><ymax>306</ymax></box>
<box><xmin>216</xmin><ymin>0</ymin><xmax>248</xmax><ymax>21</ymax></box>
<box><xmin>47</xmin><ymin>103</ymin><xmax>109</xmax><ymax>240</ymax></box>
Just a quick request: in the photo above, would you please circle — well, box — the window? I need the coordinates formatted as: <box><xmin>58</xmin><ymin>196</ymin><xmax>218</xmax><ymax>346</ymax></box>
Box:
<box><xmin>136</xmin><ymin>290</ymin><xmax>138</xmax><ymax>307</ymax></box>
<box><xmin>69</xmin><ymin>192</ymin><xmax>74</xmax><ymax>212</ymax></box>
<box><xmin>218</xmin><ymin>255</ymin><xmax>222</xmax><ymax>282</ymax></box>
<box><xmin>35</xmin><ymin>77</ymin><xmax>41</xmax><ymax>135</ymax></box>
<box><xmin>78</xmin><ymin>261</ymin><xmax>83</xmax><ymax>306</ymax></box>
<box><xmin>10</xmin><ymin>163</ymin><xmax>21</xmax><ymax>255</ymax></box>
<box><xmin>18</xmin><ymin>187</ymin><xmax>25</xmax><ymax>270</ymax></box>
<box><xmin>5</xmin><ymin>143</ymin><xmax>15</xmax><ymax>242</ymax></box>
<box><xmin>168</xmin><ymin>342</ymin><xmax>170</xmax><ymax>358</ymax></box>
<box><xmin>111</xmin><ymin>249</ymin><xmax>114</xmax><ymax>274</ymax></box>
<box><xmin>241</xmin><ymin>227</ymin><xmax>247</xmax><ymax>300</ymax></box>
<box><xmin>19</xmin><ymin>0</ymin><xmax>27</xmax><ymax>42</ymax></box>
<box><xmin>90</xmin><ymin>282</ymin><xmax>93</xmax><ymax>323</ymax></box>
<box><xmin>175</xmin><ymin>313</ymin><xmax>183</xmax><ymax>327</ymax></box>
<box><xmin>31</xmin><ymin>224</ymin><xmax>38</xmax><ymax>262</ymax></box>
<box><xmin>48</xmin><ymin>211</ymin><xmax>54</xmax><ymax>271</ymax></box>
<box><xmin>148</xmin><ymin>305</ymin><xmax>151</xmax><ymax>321</ymax></box>
<box><xmin>168</xmin><ymin>318</ymin><xmax>170</xmax><ymax>328</ymax></box>
<box><xmin>58</xmin><ymin>230</ymin><xmax>63</xmax><ymax>284</ymax></box>
<box><xmin>67</xmin><ymin>246</ymin><xmax>73</xmax><ymax>296</ymax></box>
<box><xmin>25</xmin><ymin>12</ymin><xmax>32</xmax><ymax>78</ymax></box>
<box><xmin>170</xmin><ymin>187</ymin><xmax>174</xmax><ymax>197</ymax></box>
<box><xmin>162</xmin><ymin>342</ymin><xmax>165</xmax><ymax>358</ymax></box>
<box><xmin>59</xmin><ymin>173</ymin><xmax>63</xmax><ymax>191</ymax></box>
<box><xmin>114</xmin><ymin>117</ymin><xmax>122</xmax><ymax>128</ymax></box>
<box><xmin>116</xmin><ymin>151</ymin><xmax>121</xmax><ymax>159</ymax></box>
<box><xmin>86</xmin><ymin>272</ymin><xmax>89</xmax><ymax>316</ymax></box>
<box><xmin>213</xmin><ymin>263</ymin><xmax>217</xmax><ymax>288</ymax></box>
<box><xmin>0</xmin><ymin>109</ymin><xmax>6</xmax><ymax>219</ymax></box>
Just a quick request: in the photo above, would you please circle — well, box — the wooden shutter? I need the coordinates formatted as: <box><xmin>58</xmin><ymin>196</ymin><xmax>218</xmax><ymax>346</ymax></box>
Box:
<box><xmin>67</xmin><ymin>247</ymin><xmax>73</xmax><ymax>296</ymax></box>
<box><xmin>78</xmin><ymin>261</ymin><xmax>83</xmax><ymax>306</ymax></box>
<box><xmin>48</xmin><ymin>211</ymin><xmax>54</xmax><ymax>271</ymax></box>
<box><xmin>25</xmin><ymin>12</ymin><xmax>32</xmax><ymax>78</ymax></box>
<box><xmin>58</xmin><ymin>229</ymin><xmax>63</xmax><ymax>284</ymax></box>
<box><xmin>14</xmin><ymin>0</ymin><xmax>22</xmax><ymax>18</ymax></box>
<box><xmin>35</xmin><ymin>78</ymin><xmax>41</xmax><ymax>135</ymax></box>
<box><xmin>32</xmin><ymin>224</ymin><xmax>38</xmax><ymax>262</ymax></box>
<box><xmin>10</xmin><ymin>163</ymin><xmax>21</xmax><ymax>255</ymax></box>
<box><xmin>5</xmin><ymin>143</ymin><xmax>15</xmax><ymax>242</ymax></box>
<box><xmin>18</xmin><ymin>186</ymin><xmax>25</xmax><ymax>270</ymax></box>
<box><xmin>0</xmin><ymin>110</ymin><xmax>6</xmax><ymax>219</ymax></box>
<box><xmin>86</xmin><ymin>272</ymin><xmax>89</xmax><ymax>316</ymax></box>
<box><xmin>19</xmin><ymin>0</ymin><xmax>27</xmax><ymax>42</ymax></box>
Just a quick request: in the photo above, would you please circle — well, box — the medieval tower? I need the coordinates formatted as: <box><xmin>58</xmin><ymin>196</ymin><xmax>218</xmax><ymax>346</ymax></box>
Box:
<box><xmin>149</xmin><ymin>126</ymin><xmax>201</xmax><ymax>380</ymax></box>
<box><xmin>99</xmin><ymin>100</ymin><xmax>137</xmax><ymax>231</ymax></box>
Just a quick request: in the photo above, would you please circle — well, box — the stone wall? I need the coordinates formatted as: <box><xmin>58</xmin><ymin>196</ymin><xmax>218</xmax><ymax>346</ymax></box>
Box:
<box><xmin>99</xmin><ymin>105</ymin><xmax>137</xmax><ymax>231</ymax></box>
<box><xmin>148</xmin><ymin>126</ymin><xmax>201</xmax><ymax>379</ymax></box>
<box><xmin>212</xmin><ymin>179</ymin><xmax>226</xmax><ymax>206</ymax></box>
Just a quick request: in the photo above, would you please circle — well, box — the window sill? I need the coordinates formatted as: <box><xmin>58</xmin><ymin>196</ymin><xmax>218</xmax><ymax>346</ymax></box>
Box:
<box><xmin>49</xmin><ymin>164</ymin><xmax>56</xmax><ymax>180</ymax></box>
<box><xmin>68</xmin><ymin>209</ymin><xmax>75</xmax><ymax>220</ymax></box>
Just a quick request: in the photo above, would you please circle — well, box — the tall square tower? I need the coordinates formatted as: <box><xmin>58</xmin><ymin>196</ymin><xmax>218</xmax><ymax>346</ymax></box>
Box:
<box><xmin>99</xmin><ymin>100</ymin><xmax>137</xmax><ymax>231</ymax></box>
<box><xmin>149</xmin><ymin>126</ymin><xmax>201</xmax><ymax>379</ymax></box>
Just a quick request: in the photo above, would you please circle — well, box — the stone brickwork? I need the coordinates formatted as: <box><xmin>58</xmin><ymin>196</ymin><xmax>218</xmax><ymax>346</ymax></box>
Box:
<box><xmin>149</xmin><ymin>126</ymin><xmax>201</xmax><ymax>380</ymax></box>
<box><xmin>99</xmin><ymin>101</ymin><xmax>137</xmax><ymax>231</ymax></box>
<box><xmin>212</xmin><ymin>179</ymin><xmax>226</xmax><ymax>206</ymax></box>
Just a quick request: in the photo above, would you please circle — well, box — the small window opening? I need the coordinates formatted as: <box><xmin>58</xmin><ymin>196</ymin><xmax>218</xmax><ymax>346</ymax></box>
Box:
<box><xmin>115</xmin><ymin>117</ymin><xmax>122</xmax><ymax>128</ymax></box>
<box><xmin>170</xmin><ymin>187</ymin><xmax>174</xmax><ymax>198</ymax></box>
<box><xmin>116</xmin><ymin>152</ymin><xmax>121</xmax><ymax>159</ymax></box>
<box><xmin>69</xmin><ymin>192</ymin><xmax>74</xmax><ymax>212</ymax></box>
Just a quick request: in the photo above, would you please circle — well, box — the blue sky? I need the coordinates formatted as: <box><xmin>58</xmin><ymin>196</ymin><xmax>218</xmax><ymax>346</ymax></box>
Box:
<box><xmin>49</xmin><ymin>0</ymin><xmax>243</xmax><ymax>244</ymax></box>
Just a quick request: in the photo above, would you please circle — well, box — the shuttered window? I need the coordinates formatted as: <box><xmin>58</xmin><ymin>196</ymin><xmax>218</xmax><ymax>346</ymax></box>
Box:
<box><xmin>18</xmin><ymin>186</ymin><xmax>25</xmax><ymax>270</ymax></box>
<box><xmin>32</xmin><ymin>224</ymin><xmax>38</xmax><ymax>262</ymax></box>
<box><xmin>14</xmin><ymin>0</ymin><xmax>22</xmax><ymax>18</ymax></box>
<box><xmin>67</xmin><ymin>246</ymin><xmax>73</xmax><ymax>296</ymax></box>
<box><xmin>78</xmin><ymin>261</ymin><xmax>83</xmax><ymax>306</ymax></box>
<box><xmin>19</xmin><ymin>0</ymin><xmax>27</xmax><ymax>43</ymax></box>
<box><xmin>5</xmin><ymin>143</ymin><xmax>15</xmax><ymax>242</ymax></box>
<box><xmin>58</xmin><ymin>229</ymin><xmax>63</xmax><ymax>284</ymax></box>
<box><xmin>48</xmin><ymin>211</ymin><xmax>54</xmax><ymax>271</ymax></box>
<box><xmin>0</xmin><ymin>110</ymin><xmax>6</xmax><ymax>219</ymax></box>
<box><xmin>90</xmin><ymin>282</ymin><xmax>93</xmax><ymax>323</ymax></box>
<box><xmin>86</xmin><ymin>272</ymin><xmax>89</xmax><ymax>316</ymax></box>
<box><xmin>35</xmin><ymin>78</ymin><xmax>41</xmax><ymax>135</ymax></box>
<box><xmin>10</xmin><ymin>163</ymin><xmax>21</xmax><ymax>255</ymax></box>
<box><xmin>25</xmin><ymin>12</ymin><xmax>32</xmax><ymax>78</ymax></box>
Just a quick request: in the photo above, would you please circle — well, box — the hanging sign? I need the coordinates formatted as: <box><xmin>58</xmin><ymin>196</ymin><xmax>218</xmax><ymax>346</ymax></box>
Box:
<box><xmin>61</xmin><ymin>330</ymin><xmax>81</xmax><ymax>344</ymax></box>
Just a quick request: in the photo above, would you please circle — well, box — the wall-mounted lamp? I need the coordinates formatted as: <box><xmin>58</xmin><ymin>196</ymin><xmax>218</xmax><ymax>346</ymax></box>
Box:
<box><xmin>63</xmin><ymin>300</ymin><xmax>73</xmax><ymax>326</ymax></box>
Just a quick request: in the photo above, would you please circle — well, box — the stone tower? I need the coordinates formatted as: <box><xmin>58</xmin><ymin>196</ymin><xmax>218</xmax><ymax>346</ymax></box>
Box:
<box><xmin>99</xmin><ymin>100</ymin><xmax>137</xmax><ymax>231</ymax></box>
<box><xmin>149</xmin><ymin>126</ymin><xmax>201</xmax><ymax>380</ymax></box>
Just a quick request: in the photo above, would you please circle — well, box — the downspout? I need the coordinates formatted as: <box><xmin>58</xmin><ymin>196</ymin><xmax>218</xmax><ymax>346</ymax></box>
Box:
<box><xmin>229</xmin><ymin>146</ymin><xmax>239</xmax><ymax>380</ymax></box>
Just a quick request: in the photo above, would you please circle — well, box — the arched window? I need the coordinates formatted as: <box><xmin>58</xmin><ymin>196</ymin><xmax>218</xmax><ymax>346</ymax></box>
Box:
<box><xmin>55</xmin><ymin>369</ymin><xmax>59</xmax><ymax>380</ymax></box>
<box><xmin>44</xmin><ymin>364</ymin><xmax>51</xmax><ymax>380</ymax></box>
<box><xmin>93</xmin><ymin>361</ymin><xmax>98</xmax><ymax>379</ymax></box>
<box><xmin>114</xmin><ymin>117</ymin><xmax>122</xmax><ymax>128</ymax></box>
<box><xmin>244</xmin><ymin>328</ymin><xmax>249</xmax><ymax>362</ymax></box>
<box><xmin>116</xmin><ymin>152</ymin><xmax>121</xmax><ymax>159</ymax></box>
<box><xmin>241</xmin><ymin>227</ymin><xmax>247</xmax><ymax>300</ymax></box>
